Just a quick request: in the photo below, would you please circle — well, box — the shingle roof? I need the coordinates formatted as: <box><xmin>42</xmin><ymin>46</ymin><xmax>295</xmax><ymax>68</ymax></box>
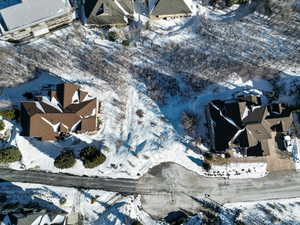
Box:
<box><xmin>208</xmin><ymin>96</ymin><xmax>293</xmax><ymax>155</ymax></box>
<box><xmin>242</xmin><ymin>106</ymin><xmax>267</xmax><ymax>124</ymax></box>
<box><xmin>151</xmin><ymin>0</ymin><xmax>192</xmax><ymax>16</ymax></box>
<box><xmin>0</xmin><ymin>0</ymin><xmax>72</xmax><ymax>33</ymax></box>
<box><xmin>20</xmin><ymin>82</ymin><xmax>98</xmax><ymax>141</ymax></box>
<box><xmin>21</xmin><ymin>101</ymin><xmax>44</xmax><ymax>116</ymax></box>
<box><xmin>85</xmin><ymin>0</ymin><xmax>129</xmax><ymax>25</ymax></box>
<box><xmin>209</xmin><ymin>103</ymin><xmax>239</xmax><ymax>152</ymax></box>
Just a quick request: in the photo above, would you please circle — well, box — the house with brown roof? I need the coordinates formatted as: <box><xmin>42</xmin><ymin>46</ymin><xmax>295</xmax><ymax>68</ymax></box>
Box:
<box><xmin>20</xmin><ymin>83</ymin><xmax>98</xmax><ymax>141</ymax></box>
<box><xmin>206</xmin><ymin>95</ymin><xmax>293</xmax><ymax>157</ymax></box>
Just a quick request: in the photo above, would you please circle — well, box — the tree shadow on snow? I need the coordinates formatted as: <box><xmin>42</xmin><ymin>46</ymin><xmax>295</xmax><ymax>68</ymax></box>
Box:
<box><xmin>0</xmin><ymin>180</ymin><xmax>66</xmax><ymax>224</ymax></box>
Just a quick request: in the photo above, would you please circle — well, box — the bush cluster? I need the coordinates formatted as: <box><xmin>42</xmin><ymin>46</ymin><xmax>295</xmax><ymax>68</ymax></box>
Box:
<box><xmin>54</xmin><ymin>151</ymin><xmax>76</xmax><ymax>169</ymax></box>
<box><xmin>202</xmin><ymin>161</ymin><xmax>211</xmax><ymax>172</ymax></box>
<box><xmin>122</xmin><ymin>40</ymin><xmax>130</xmax><ymax>46</ymax></box>
<box><xmin>0</xmin><ymin>109</ymin><xmax>17</xmax><ymax>121</ymax></box>
<box><xmin>204</xmin><ymin>152</ymin><xmax>213</xmax><ymax>161</ymax></box>
<box><xmin>136</xmin><ymin>109</ymin><xmax>144</xmax><ymax>118</ymax></box>
<box><xmin>0</xmin><ymin>147</ymin><xmax>22</xmax><ymax>163</ymax></box>
<box><xmin>132</xmin><ymin>221</ymin><xmax>143</xmax><ymax>225</ymax></box>
<box><xmin>80</xmin><ymin>146</ymin><xmax>106</xmax><ymax>169</ymax></box>
<box><xmin>108</xmin><ymin>31</ymin><xmax>118</xmax><ymax>42</ymax></box>
<box><xmin>0</xmin><ymin>120</ymin><xmax>5</xmax><ymax>131</ymax></box>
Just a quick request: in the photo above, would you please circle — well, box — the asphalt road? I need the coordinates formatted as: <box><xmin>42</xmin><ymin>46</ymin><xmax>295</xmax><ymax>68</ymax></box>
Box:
<box><xmin>137</xmin><ymin>163</ymin><xmax>300</xmax><ymax>218</ymax></box>
<box><xmin>0</xmin><ymin>168</ymin><xmax>138</xmax><ymax>194</ymax></box>
<box><xmin>1</xmin><ymin>163</ymin><xmax>300</xmax><ymax>218</ymax></box>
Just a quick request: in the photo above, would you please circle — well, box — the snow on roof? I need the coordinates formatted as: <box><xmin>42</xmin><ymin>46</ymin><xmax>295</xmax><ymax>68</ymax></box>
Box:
<box><xmin>0</xmin><ymin>0</ymin><xmax>72</xmax><ymax>33</ymax></box>
<box><xmin>41</xmin><ymin>96</ymin><xmax>63</xmax><ymax>112</ymax></box>
<box><xmin>211</xmin><ymin>102</ymin><xmax>240</xmax><ymax>129</ymax></box>
<box><xmin>115</xmin><ymin>0</ymin><xmax>129</xmax><ymax>15</ymax></box>
<box><xmin>72</xmin><ymin>90</ymin><xmax>80</xmax><ymax>104</ymax></box>
<box><xmin>35</xmin><ymin>101</ymin><xmax>45</xmax><ymax>113</ymax></box>
<box><xmin>71</xmin><ymin>120</ymin><xmax>81</xmax><ymax>132</ymax></box>
<box><xmin>41</xmin><ymin>117</ymin><xmax>60</xmax><ymax>132</ymax></box>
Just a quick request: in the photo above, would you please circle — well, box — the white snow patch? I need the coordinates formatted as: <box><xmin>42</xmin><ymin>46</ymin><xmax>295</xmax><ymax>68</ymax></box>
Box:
<box><xmin>35</xmin><ymin>101</ymin><xmax>45</xmax><ymax>113</ymax></box>
<box><xmin>41</xmin><ymin>117</ymin><xmax>60</xmax><ymax>132</ymax></box>
<box><xmin>72</xmin><ymin>90</ymin><xmax>80</xmax><ymax>104</ymax></box>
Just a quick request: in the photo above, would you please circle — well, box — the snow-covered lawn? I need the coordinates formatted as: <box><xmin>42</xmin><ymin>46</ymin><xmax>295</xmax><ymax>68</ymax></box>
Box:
<box><xmin>0</xmin><ymin>70</ymin><xmax>277</xmax><ymax>179</ymax></box>
<box><xmin>205</xmin><ymin>162</ymin><xmax>268</xmax><ymax>179</ymax></box>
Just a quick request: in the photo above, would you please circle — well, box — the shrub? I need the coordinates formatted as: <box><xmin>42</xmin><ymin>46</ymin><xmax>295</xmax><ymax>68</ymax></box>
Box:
<box><xmin>181</xmin><ymin>111</ymin><xmax>198</xmax><ymax>135</ymax></box>
<box><xmin>225</xmin><ymin>152</ymin><xmax>231</xmax><ymax>158</ymax></box>
<box><xmin>132</xmin><ymin>220</ymin><xmax>143</xmax><ymax>225</ymax></box>
<box><xmin>108</xmin><ymin>31</ymin><xmax>118</xmax><ymax>42</ymax></box>
<box><xmin>0</xmin><ymin>120</ymin><xmax>5</xmax><ymax>131</ymax></box>
<box><xmin>80</xmin><ymin>146</ymin><xmax>106</xmax><ymax>169</ymax></box>
<box><xmin>59</xmin><ymin>197</ymin><xmax>66</xmax><ymax>205</ymax></box>
<box><xmin>22</xmin><ymin>92</ymin><xmax>34</xmax><ymax>99</ymax></box>
<box><xmin>136</xmin><ymin>109</ymin><xmax>144</xmax><ymax>118</ymax></box>
<box><xmin>0</xmin><ymin>109</ymin><xmax>17</xmax><ymax>120</ymax></box>
<box><xmin>202</xmin><ymin>161</ymin><xmax>211</xmax><ymax>172</ymax></box>
<box><xmin>204</xmin><ymin>152</ymin><xmax>213</xmax><ymax>161</ymax></box>
<box><xmin>54</xmin><ymin>151</ymin><xmax>76</xmax><ymax>169</ymax></box>
<box><xmin>0</xmin><ymin>147</ymin><xmax>22</xmax><ymax>163</ymax></box>
<box><xmin>122</xmin><ymin>40</ymin><xmax>130</xmax><ymax>46</ymax></box>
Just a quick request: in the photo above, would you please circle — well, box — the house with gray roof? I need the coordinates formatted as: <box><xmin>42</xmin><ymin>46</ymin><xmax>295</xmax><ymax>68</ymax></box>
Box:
<box><xmin>206</xmin><ymin>95</ymin><xmax>293</xmax><ymax>157</ymax></box>
<box><xmin>84</xmin><ymin>0</ymin><xmax>134</xmax><ymax>26</ymax></box>
<box><xmin>0</xmin><ymin>0</ymin><xmax>74</xmax><ymax>42</ymax></box>
<box><xmin>148</xmin><ymin>0</ymin><xmax>192</xmax><ymax>19</ymax></box>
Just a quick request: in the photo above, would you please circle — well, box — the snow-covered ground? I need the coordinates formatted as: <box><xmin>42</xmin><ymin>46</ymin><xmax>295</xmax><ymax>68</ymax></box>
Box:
<box><xmin>0</xmin><ymin>0</ymin><xmax>299</xmax><ymax>224</ymax></box>
<box><xmin>0</xmin><ymin>70</ymin><xmax>274</xmax><ymax>179</ymax></box>
<box><xmin>0</xmin><ymin>0</ymin><xmax>299</xmax><ymax>180</ymax></box>
<box><xmin>2</xmin><ymin>181</ymin><xmax>300</xmax><ymax>225</ymax></box>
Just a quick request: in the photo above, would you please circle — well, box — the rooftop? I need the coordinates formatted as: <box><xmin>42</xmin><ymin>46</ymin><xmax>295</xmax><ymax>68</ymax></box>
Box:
<box><xmin>0</xmin><ymin>0</ymin><xmax>72</xmax><ymax>33</ymax></box>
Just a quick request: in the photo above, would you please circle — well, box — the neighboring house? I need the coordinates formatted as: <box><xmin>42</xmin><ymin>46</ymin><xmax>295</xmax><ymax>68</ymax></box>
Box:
<box><xmin>0</xmin><ymin>213</ymin><xmax>65</xmax><ymax>225</ymax></box>
<box><xmin>20</xmin><ymin>83</ymin><xmax>98</xmax><ymax>141</ymax></box>
<box><xmin>0</xmin><ymin>0</ymin><xmax>74</xmax><ymax>42</ymax></box>
<box><xmin>206</xmin><ymin>95</ymin><xmax>293</xmax><ymax>157</ymax></box>
<box><xmin>84</xmin><ymin>0</ymin><xmax>134</xmax><ymax>26</ymax></box>
<box><xmin>147</xmin><ymin>0</ymin><xmax>192</xmax><ymax>19</ymax></box>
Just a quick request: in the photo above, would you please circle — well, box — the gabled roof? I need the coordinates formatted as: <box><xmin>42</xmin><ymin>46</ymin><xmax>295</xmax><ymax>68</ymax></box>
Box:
<box><xmin>65</xmin><ymin>99</ymin><xmax>96</xmax><ymax>115</ymax></box>
<box><xmin>0</xmin><ymin>0</ymin><xmax>72</xmax><ymax>33</ymax></box>
<box><xmin>21</xmin><ymin>101</ymin><xmax>44</xmax><ymax>116</ymax></box>
<box><xmin>209</xmin><ymin>103</ymin><xmax>239</xmax><ymax>152</ymax></box>
<box><xmin>85</xmin><ymin>0</ymin><xmax>131</xmax><ymax>25</ymax></box>
<box><xmin>242</xmin><ymin>106</ymin><xmax>268</xmax><ymax>124</ymax></box>
<box><xmin>150</xmin><ymin>0</ymin><xmax>192</xmax><ymax>17</ymax></box>
<box><xmin>20</xmin><ymin>82</ymin><xmax>98</xmax><ymax>141</ymax></box>
<box><xmin>208</xmin><ymin>96</ymin><xmax>293</xmax><ymax>154</ymax></box>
